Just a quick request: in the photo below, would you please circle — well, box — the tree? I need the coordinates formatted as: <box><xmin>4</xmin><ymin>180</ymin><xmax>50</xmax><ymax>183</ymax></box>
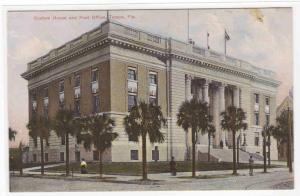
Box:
<box><xmin>262</xmin><ymin>125</ymin><xmax>269</xmax><ymax>173</ymax></box>
<box><xmin>52</xmin><ymin>108</ymin><xmax>77</xmax><ymax>176</ymax></box>
<box><xmin>77</xmin><ymin>114</ymin><xmax>118</xmax><ymax>178</ymax></box>
<box><xmin>123</xmin><ymin>101</ymin><xmax>166</xmax><ymax>180</ymax></box>
<box><xmin>177</xmin><ymin>98</ymin><xmax>212</xmax><ymax>177</ymax></box>
<box><xmin>206</xmin><ymin>124</ymin><xmax>216</xmax><ymax>162</ymax></box>
<box><xmin>27</xmin><ymin>113</ymin><xmax>51</xmax><ymax>175</ymax></box>
<box><xmin>272</xmin><ymin>110</ymin><xmax>293</xmax><ymax>170</ymax></box>
<box><xmin>9</xmin><ymin>127</ymin><xmax>17</xmax><ymax>141</ymax></box>
<box><xmin>263</xmin><ymin>125</ymin><xmax>276</xmax><ymax>167</ymax></box>
<box><xmin>220</xmin><ymin>106</ymin><xmax>247</xmax><ymax>175</ymax></box>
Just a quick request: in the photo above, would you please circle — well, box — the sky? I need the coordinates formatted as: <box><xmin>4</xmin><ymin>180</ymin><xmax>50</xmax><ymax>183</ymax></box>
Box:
<box><xmin>7</xmin><ymin>8</ymin><xmax>293</xmax><ymax>147</ymax></box>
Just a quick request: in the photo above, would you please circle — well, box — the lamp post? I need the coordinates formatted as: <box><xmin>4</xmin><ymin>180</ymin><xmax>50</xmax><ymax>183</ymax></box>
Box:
<box><xmin>287</xmin><ymin>107</ymin><xmax>292</xmax><ymax>173</ymax></box>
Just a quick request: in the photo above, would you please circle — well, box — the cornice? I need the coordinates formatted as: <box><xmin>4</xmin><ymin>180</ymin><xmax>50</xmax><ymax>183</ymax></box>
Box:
<box><xmin>22</xmin><ymin>33</ymin><xmax>280</xmax><ymax>88</ymax></box>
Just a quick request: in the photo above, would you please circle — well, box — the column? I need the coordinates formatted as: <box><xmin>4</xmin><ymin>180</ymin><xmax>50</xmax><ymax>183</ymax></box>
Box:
<box><xmin>219</xmin><ymin>83</ymin><xmax>227</xmax><ymax>148</ymax></box>
<box><xmin>233</xmin><ymin>86</ymin><xmax>240</xmax><ymax>108</ymax></box>
<box><xmin>185</xmin><ymin>75</ymin><xmax>192</xmax><ymax>101</ymax></box>
<box><xmin>203</xmin><ymin>79</ymin><xmax>210</xmax><ymax>104</ymax></box>
<box><xmin>185</xmin><ymin>75</ymin><xmax>192</xmax><ymax>160</ymax></box>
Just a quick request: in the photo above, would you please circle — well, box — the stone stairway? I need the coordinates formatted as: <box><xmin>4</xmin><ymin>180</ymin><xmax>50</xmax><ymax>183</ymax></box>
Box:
<box><xmin>197</xmin><ymin>145</ymin><xmax>264</xmax><ymax>163</ymax></box>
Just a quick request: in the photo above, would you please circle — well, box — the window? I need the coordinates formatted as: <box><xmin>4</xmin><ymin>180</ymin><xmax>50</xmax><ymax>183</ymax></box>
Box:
<box><xmin>33</xmin><ymin>154</ymin><xmax>37</xmax><ymax>162</ymax></box>
<box><xmin>60</xmin><ymin>152</ymin><xmax>65</xmax><ymax>162</ymax></box>
<box><xmin>130</xmin><ymin>150</ymin><xmax>138</xmax><ymax>160</ymax></box>
<box><xmin>46</xmin><ymin>140</ymin><xmax>50</xmax><ymax>147</ymax></box>
<box><xmin>75</xmin><ymin>152</ymin><xmax>80</xmax><ymax>162</ymax></box>
<box><xmin>45</xmin><ymin>153</ymin><xmax>49</xmax><ymax>162</ymax></box>
<box><xmin>92</xmin><ymin>95</ymin><xmax>100</xmax><ymax>113</ymax></box>
<box><xmin>254</xmin><ymin>132</ymin><xmax>259</xmax><ymax>146</ymax></box>
<box><xmin>92</xmin><ymin>69</ymin><xmax>98</xmax><ymax>82</ymax></box>
<box><xmin>44</xmin><ymin>105</ymin><xmax>48</xmax><ymax>118</ymax></box>
<box><xmin>265</xmin><ymin>97</ymin><xmax>270</xmax><ymax>106</ymax></box>
<box><xmin>128</xmin><ymin>69</ymin><xmax>136</xmax><ymax>80</ymax></box>
<box><xmin>255</xmin><ymin>93</ymin><xmax>259</xmax><ymax>104</ymax></box>
<box><xmin>149</xmin><ymin>73</ymin><xmax>157</xmax><ymax>85</ymax></box>
<box><xmin>75</xmin><ymin>74</ymin><xmax>80</xmax><ymax>87</ymax></box>
<box><xmin>266</xmin><ymin>115</ymin><xmax>270</xmax><ymax>126</ymax></box>
<box><xmin>149</xmin><ymin>72</ymin><xmax>158</xmax><ymax>105</ymax></box>
<box><xmin>255</xmin><ymin>113</ymin><xmax>259</xmax><ymax>126</ymax></box>
<box><xmin>152</xmin><ymin>146</ymin><xmax>159</xmax><ymax>161</ymax></box>
<box><xmin>93</xmin><ymin>151</ymin><xmax>99</xmax><ymax>161</ymax></box>
<box><xmin>32</xmin><ymin>91</ymin><xmax>37</xmax><ymax>101</ymax></box>
<box><xmin>74</xmin><ymin>99</ymin><xmax>80</xmax><ymax>116</ymax></box>
<box><xmin>44</xmin><ymin>88</ymin><xmax>49</xmax><ymax>98</ymax></box>
<box><xmin>128</xmin><ymin>95</ymin><xmax>137</xmax><ymax>111</ymax></box>
<box><xmin>34</xmin><ymin>138</ymin><xmax>37</xmax><ymax>148</ymax></box>
<box><xmin>59</xmin><ymin>80</ymin><xmax>64</xmax><ymax>93</ymax></box>
<box><xmin>61</xmin><ymin>136</ymin><xmax>65</xmax><ymax>145</ymax></box>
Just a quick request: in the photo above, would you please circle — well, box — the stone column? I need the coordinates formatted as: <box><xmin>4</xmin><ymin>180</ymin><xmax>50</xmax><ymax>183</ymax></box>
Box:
<box><xmin>185</xmin><ymin>75</ymin><xmax>193</xmax><ymax>101</ymax></box>
<box><xmin>185</xmin><ymin>75</ymin><xmax>192</xmax><ymax>159</ymax></box>
<box><xmin>203</xmin><ymin>79</ymin><xmax>210</xmax><ymax>104</ymax></box>
<box><xmin>219</xmin><ymin>83</ymin><xmax>227</xmax><ymax>148</ymax></box>
<box><xmin>233</xmin><ymin>86</ymin><xmax>240</xmax><ymax>108</ymax></box>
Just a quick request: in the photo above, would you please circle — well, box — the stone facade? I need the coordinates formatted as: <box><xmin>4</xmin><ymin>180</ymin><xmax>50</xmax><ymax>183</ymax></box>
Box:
<box><xmin>22</xmin><ymin>20</ymin><xmax>280</xmax><ymax>163</ymax></box>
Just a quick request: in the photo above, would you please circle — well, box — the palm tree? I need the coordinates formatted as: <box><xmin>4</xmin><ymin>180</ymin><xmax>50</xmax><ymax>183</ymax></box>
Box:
<box><xmin>207</xmin><ymin>124</ymin><xmax>216</xmax><ymax>162</ymax></box>
<box><xmin>262</xmin><ymin>125</ymin><xmax>268</xmax><ymax>173</ymax></box>
<box><xmin>177</xmin><ymin>98</ymin><xmax>211</xmax><ymax>177</ymax></box>
<box><xmin>9</xmin><ymin>127</ymin><xmax>17</xmax><ymax>141</ymax></box>
<box><xmin>220</xmin><ymin>106</ymin><xmax>247</xmax><ymax>175</ymax></box>
<box><xmin>77</xmin><ymin>114</ymin><xmax>118</xmax><ymax>178</ymax></box>
<box><xmin>272</xmin><ymin>110</ymin><xmax>293</xmax><ymax>168</ymax></box>
<box><xmin>27</xmin><ymin>113</ymin><xmax>51</xmax><ymax>175</ymax></box>
<box><xmin>52</xmin><ymin>108</ymin><xmax>77</xmax><ymax>176</ymax></box>
<box><xmin>263</xmin><ymin>125</ymin><xmax>276</xmax><ymax>167</ymax></box>
<box><xmin>123</xmin><ymin>101</ymin><xmax>166</xmax><ymax>180</ymax></box>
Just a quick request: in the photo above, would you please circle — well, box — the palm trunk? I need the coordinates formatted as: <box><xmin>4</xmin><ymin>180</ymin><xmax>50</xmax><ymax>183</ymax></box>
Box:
<box><xmin>263</xmin><ymin>135</ymin><xmax>267</xmax><ymax>173</ymax></box>
<box><xmin>40</xmin><ymin>137</ymin><xmax>44</xmax><ymax>175</ymax></box>
<box><xmin>237</xmin><ymin>136</ymin><xmax>239</xmax><ymax>167</ymax></box>
<box><xmin>208</xmin><ymin>133</ymin><xmax>210</xmax><ymax>162</ymax></box>
<box><xmin>99</xmin><ymin>151</ymin><xmax>103</xmax><ymax>178</ymax></box>
<box><xmin>142</xmin><ymin>134</ymin><xmax>147</xmax><ymax>180</ymax></box>
<box><xmin>192</xmin><ymin>127</ymin><xmax>196</xmax><ymax>178</ymax></box>
<box><xmin>65</xmin><ymin>133</ymin><xmax>70</xmax><ymax>176</ymax></box>
<box><xmin>267</xmin><ymin>134</ymin><xmax>271</xmax><ymax>167</ymax></box>
<box><xmin>232</xmin><ymin>131</ymin><xmax>237</xmax><ymax>175</ymax></box>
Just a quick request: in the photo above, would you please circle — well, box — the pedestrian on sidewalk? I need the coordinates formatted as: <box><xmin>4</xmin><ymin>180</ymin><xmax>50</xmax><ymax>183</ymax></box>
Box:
<box><xmin>249</xmin><ymin>155</ymin><xmax>254</xmax><ymax>176</ymax></box>
<box><xmin>80</xmin><ymin>158</ymin><xmax>88</xmax><ymax>174</ymax></box>
<box><xmin>170</xmin><ymin>156</ymin><xmax>177</xmax><ymax>176</ymax></box>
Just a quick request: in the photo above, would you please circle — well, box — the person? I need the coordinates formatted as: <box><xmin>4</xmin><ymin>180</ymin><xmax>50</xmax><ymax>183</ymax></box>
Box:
<box><xmin>170</xmin><ymin>156</ymin><xmax>177</xmax><ymax>176</ymax></box>
<box><xmin>249</xmin><ymin>155</ymin><xmax>254</xmax><ymax>176</ymax></box>
<box><xmin>220</xmin><ymin>140</ymin><xmax>224</xmax><ymax>148</ymax></box>
<box><xmin>80</xmin><ymin>158</ymin><xmax>88</xmax><ymax>174</ymax></box>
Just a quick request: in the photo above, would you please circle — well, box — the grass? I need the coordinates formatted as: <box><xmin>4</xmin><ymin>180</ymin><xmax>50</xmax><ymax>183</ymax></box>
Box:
<box><xmin>37</xmin><ymin>161</ymin><xmax>280</xmax><ymax>176</ymax></box>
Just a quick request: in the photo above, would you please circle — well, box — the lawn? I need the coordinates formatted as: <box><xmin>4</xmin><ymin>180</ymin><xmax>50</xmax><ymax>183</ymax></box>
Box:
<box><xmin>39</xmin><ymin>161</ymin><xmax>280</xmax><ymax>176</ymax></box>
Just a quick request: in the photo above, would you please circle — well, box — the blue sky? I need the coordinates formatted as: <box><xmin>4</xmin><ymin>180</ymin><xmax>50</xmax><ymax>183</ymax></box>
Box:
<box><xmin>7</xmin><ymin>8</ymin><xmax>293</xmax><ymax>146</ymax></box>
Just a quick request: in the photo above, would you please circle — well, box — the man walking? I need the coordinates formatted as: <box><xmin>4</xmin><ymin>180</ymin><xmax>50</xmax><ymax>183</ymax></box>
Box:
<box><xmin>249</xmin><ymin>155</ymin><xmax>254</xmax><ymax>176</ymax></box>
<box><xmin>170</xmin><ymin>156</ymin><xmax>177</xmax><ymax>176</ymax></box>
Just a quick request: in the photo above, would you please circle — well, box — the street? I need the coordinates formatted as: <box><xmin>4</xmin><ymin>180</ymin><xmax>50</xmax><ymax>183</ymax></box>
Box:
<box><xmin>10</xmin><ymin>168</ymin><xmax>293</xmax><ymax>191</ymax></box>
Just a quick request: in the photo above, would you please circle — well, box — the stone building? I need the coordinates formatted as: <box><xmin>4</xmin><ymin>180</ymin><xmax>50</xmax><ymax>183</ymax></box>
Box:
<box><xmin>21</xmin><ymin>19</ymin><xmax>280</xmax><ymax>163</ymax></box>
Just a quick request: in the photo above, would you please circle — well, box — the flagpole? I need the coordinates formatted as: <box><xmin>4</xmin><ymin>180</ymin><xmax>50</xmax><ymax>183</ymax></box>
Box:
<box><xmin>187</xmin><ymin>9</ymin><xmax>190</xmax><ymax>42</ymax></box>
<box><xmin>207</xmin><ymin>32</ymin><xmax>209</xmax><ymax>50</ymax></box>
<box><xmin>224</xmin><ymin>30</ymin><xmax>226</xmax><ymax>56</ymax></box>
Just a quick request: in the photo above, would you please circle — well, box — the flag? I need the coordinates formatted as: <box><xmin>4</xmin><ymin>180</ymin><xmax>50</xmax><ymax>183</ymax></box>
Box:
<box><xmin>225</xmin><ymin>30</ymin><xmax>230</xmax><ymax>41</ymax></box>
<box><xmin>207</xmin><ymin>32</ymin><xmax>210</xmax><ymax>50</ymax></box>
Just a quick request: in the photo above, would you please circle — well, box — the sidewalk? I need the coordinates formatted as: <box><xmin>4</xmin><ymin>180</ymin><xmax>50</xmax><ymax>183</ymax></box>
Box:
<box><xmin>19</xmin><ymin>166</ymin><xmax>290</xmax><ymax>183</ymax></box>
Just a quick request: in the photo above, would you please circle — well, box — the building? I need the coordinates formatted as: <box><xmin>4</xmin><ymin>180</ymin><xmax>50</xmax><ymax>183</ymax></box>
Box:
<box><xmin>21</xmin><ymin>19</ymin><xmax>280</xmax><ymax>163</ymax></box>
<box><xmin>276</xmin><ymin>89</ymin><xmax>293</xmax><ymax>161</ymax></box>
